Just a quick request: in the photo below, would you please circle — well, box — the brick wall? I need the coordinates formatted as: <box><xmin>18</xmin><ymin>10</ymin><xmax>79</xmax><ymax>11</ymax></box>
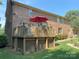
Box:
<box><xmin>12</xmin><ymin>4</ymin><xmax>73</xmax><ymax>37</ymax></box>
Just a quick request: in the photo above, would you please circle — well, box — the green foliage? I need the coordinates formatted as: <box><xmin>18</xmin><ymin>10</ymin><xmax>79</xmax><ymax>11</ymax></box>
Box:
<box><xmin>65</xmin><ymin>10</ymin><xmax>79</xmax><ymax>29</ymax></box>
<box><xmin>0</xmin><ymin>28</ymin><xmax>7</xmax><ymax>48</ymax></box>
<box><xmin>65</xmin><ymin>10</ymin><xmax>79</xmax><ymax>21</ymax></box>
<box><xmin>70</xmin><ymin>36</ymin><xmax>79</xmax><ymax>44</ymax></box>
<box><xmin>0</xmin><ymin>35</ymin><xmax>7</xmax><ymax>48</ymax></box>
<box><xmin>54</xmin><ymin>34</ymin><xmax>62</xmax><ymax>41</ymax></box>
<box><xmin>54</xmin><ymin>34</ymin><xmax>67</xmax><ymax>41</ymax></box>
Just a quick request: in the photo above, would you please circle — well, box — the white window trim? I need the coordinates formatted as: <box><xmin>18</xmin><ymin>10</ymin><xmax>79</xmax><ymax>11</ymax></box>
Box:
<box><xmin>57</xmin><ymin>17</ymin><xmax>64</xmax><ymax>24</ymax></box>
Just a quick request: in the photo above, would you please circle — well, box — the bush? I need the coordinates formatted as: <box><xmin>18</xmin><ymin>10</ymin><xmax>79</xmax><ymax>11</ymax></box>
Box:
<box><xmin>54</xmin><ymin>34</ymin><xmax>68</xmax><ymax>41</ymax></box>
<box><xmin>54</xmin><ymin>34</ymin><xmax>62</xmax><ymax>41</ymax></box>
<box><xmin>0</xmin><ymin>35</ymin><xmax>7</xmax><ymax>48</ymax></box>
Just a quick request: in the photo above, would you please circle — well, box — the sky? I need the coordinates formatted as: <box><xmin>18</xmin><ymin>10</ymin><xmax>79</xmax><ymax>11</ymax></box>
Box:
<box><xmin>0</xmin><ymin>0</ymin><xmax>79</xmax><ymax>27</ymax></box>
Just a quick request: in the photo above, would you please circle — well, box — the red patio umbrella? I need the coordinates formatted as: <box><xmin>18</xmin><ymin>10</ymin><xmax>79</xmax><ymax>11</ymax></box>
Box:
<box><xmin>30</xmin><ymin>16</ymin><xmax>48</xmax><ymax>37</ymax></box>
<box><xmin>30</xmin><ymin>16</ymin><xmax>48</xmax><ymax>23</ymax></box>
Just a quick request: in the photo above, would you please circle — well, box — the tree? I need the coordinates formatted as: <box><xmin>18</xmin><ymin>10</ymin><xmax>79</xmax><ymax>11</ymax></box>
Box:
<box><xmin>65</xmin><ymin>10</ymin><xmax>79</xmax><ymax>30</ymax></box>
<box><xmin>65</xmin><ymin>10</ymin><xmax>79</xmax><ymax>35</ymax></box>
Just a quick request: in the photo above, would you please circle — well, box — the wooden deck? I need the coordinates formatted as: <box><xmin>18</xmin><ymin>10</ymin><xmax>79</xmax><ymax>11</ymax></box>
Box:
<box><xmin>12</xmin><ymin>36</ymin><xmax>55</xmax><ymax>54</ymax></box>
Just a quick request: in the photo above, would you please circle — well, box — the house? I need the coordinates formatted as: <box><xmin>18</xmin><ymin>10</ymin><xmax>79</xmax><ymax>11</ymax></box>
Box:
<box><xmin>5</xmin><ymin>0</ymin><xmax>73</xmax><ymax>54</ymax></box>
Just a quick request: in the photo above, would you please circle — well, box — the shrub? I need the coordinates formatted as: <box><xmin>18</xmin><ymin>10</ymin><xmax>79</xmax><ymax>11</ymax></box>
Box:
<box><xmin>0</xmin><ymin>35</ymin><xmax>7</xmax><ymax>48</ymax></box>
<box><xmin>54</xmin><ymin>34</ymin><xmax>62</xmax><ymax>41</ymax></box>
<box><xmin>54</xmin><ymin>34</ymin><xmax>68</xmax><ymax>41</ymax></box>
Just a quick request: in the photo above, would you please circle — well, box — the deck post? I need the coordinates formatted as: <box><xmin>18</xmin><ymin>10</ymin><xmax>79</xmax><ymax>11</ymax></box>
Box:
<box><xmin>14</xmin><ymin>38</ymin><xmax>17</xmax><ymax>51</ymax></box>
<box><xmin>23</xmin><ymin>38</ymin><xmax>26</xmax><ymax>54</ymax></box>
<box><xmin>52</xmin><ymin>38</ymin><xmax>55</xmax><ymax>47</ymax></box>
<box><xmin>46</xmin><ymin>38</ymin><xmax>48</xmax><ymax>49</ymax></box>
<box><xmin>36</xmin><ymin>38</ymin><xmax>38</xmax><ymax>51</ymax></box>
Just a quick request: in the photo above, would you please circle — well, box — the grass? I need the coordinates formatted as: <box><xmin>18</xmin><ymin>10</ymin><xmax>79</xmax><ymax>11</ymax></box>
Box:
<box><xmin>0</xmin><ymin>38</ymin><xmax>79</xmax><ymax>59</ymax></box>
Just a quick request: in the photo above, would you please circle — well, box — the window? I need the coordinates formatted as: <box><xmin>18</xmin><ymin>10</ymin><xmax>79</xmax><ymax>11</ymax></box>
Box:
<box><xmin>41</xmin><ymin>22</ymin><xmax>48</xmax><ymax>27</ymax></box>
<box><xmin>57</xmin><ymin>18</ymin><xmax>64</xmax><ymax>24</ymax></box>
<box><xmin>28</xmin><ymin>10</ymin><xmax>38</xmax><ymax>16</ymax></box>
<box><xmin>60</xmin><ymin>19</ymin><xmax>64</xmax><ymax>24</ymax></box>
<box><xmin>28</xmin><ymin>10</ymin><xmax>33</xmax><ymax>16</ymax></box>
<box><xmin>32</xmin><ymin>23</ymin><xmax>38</xmax><ymax>27</ymax></box>
<box><xmin>58</xmin><ymin>28</ymin><xmax>63</xmax><ymax>34</ymax></box>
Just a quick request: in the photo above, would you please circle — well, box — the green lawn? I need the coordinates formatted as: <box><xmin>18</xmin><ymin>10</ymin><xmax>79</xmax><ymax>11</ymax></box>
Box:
<box><xmin>0</xmin><ymin>38</ymin><xmax>79</xmax><ymax>59</ymax></box>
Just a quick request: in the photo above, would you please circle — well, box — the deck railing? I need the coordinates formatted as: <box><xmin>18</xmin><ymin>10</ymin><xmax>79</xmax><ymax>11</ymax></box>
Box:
<box><xmin>13</xmin><ymin>22</ymin><xmax>54</xmax><ymax>37</ymax></box>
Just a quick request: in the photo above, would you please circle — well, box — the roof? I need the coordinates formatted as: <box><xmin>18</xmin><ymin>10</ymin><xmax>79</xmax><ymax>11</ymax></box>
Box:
<box><xmin>13</xmin><ymin>1</ymin><xmax>66</xmax><ymax>19</ymax></box>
